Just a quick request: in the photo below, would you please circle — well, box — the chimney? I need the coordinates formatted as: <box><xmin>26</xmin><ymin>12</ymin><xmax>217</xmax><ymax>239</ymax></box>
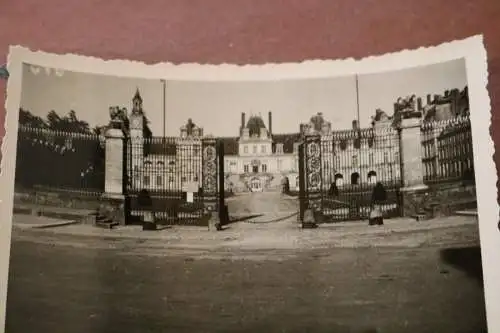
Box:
<box><xmin>268</xmin><ymin>111</ymin><xmax>272</xmax><ymax>136</ymax></box>
<box><xmin>241</xmin><ymin>112</ymin><xmax>246</xmax><ymax>130</ymax></box>
<box><xmin>427</xmin><ymin>94</ymin><xmax>432</xmax><ymax>105</ymax></box>
<box><xmin>417</xmin><ymin>97</ymin><xmax>423</xmax><ymax>111</ymax></box>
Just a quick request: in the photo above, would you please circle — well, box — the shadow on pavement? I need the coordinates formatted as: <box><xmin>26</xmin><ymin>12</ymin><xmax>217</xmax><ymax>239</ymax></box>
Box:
<box><xmin>440</xmin><ymin>246</ymin><xmax>484</xmax><ymax>285</ymax></box>
<box><xmin>226</xmin><ymin>214</ymin><xmax>264</xmax><ymax>225</ymax></box>
<box><xmin>241</xmin><ymin>212</ymin><xmax>299</xmax><ymax>224</ymax></box>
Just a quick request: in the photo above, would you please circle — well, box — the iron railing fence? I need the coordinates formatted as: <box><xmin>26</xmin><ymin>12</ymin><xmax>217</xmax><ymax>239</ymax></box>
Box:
<box><xmin>303</xmin><ymin>126</ymin><xmax>403</xmax><ymax>222</ymax></box>
<box><xmin>421</xmin><ymin>115</ymin><xmax>474</xmax><ymax>185</ymax></box>
<box><xmin>15</xmin><ymin>126</ymin><xmax>105</xmax><ymax>195</ymax></box>
<box><xmin>126</xmin><ymin>135</ymin><xmax>220</xmax><ymax>226</ymax></box>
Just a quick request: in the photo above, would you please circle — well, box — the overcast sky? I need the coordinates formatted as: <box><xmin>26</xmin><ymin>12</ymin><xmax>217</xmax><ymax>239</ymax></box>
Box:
<box><xmin>20</xmin><ymin>58</ymin><xmax>467</xmax><ymax>137</ymax></box>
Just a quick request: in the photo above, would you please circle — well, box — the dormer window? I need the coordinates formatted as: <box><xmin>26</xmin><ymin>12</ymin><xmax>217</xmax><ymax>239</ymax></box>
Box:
<box><xmin>276</xmin><ymin>143</ymin><xmax>284</xmax><ymax>154</ymax></box>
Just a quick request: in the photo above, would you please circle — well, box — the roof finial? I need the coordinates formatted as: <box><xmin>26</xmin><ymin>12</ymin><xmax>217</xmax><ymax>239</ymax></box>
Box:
<box><xmin>133</xmin><ymin>87</ymin><xmax>142</xmax><ymax>101</ymax></box>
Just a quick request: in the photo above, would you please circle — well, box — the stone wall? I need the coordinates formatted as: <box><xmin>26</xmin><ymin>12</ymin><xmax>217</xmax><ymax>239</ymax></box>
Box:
<box><xmin>14</xmin><ymin>189</ymin><xmax>103</xmax><ymax>211</ymax></box>
<box><xmin>401</xmin><ymin>182</ymin><xmax>476</xmax><ymax>218</ymax></box>
<box><xmin>14</xmin><ymin>189</ymin><xmax>128</xmax><ymax>225</ymax></box>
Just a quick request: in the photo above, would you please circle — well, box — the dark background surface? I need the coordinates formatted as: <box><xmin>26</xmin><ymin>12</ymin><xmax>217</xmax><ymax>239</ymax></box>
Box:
<box><xmin>0</xmin><ymin>0</ymin><xmax>498</xmax><ymax>181</ymax></box>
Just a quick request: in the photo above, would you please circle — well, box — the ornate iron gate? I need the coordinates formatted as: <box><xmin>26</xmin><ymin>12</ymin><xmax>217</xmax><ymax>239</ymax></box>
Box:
<box><xmin>299</xmin><ymin>127</ymin><xmax>403</xmax><ymax>223</ymax></box>
<box><xmin>124</xmin><ymin>136</ymin><xmax>223</xmax><ymax>226</ymax></box>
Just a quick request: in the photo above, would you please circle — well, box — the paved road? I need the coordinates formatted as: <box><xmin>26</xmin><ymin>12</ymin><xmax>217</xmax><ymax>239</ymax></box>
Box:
<box><xmin>226</xmin><ymin>191</ymin><xmax>299</xmax><ymax>222</ymax></box>
<box><xmin>5</xmin><ymin>232</ymin><xmax>486</xmax><ymax>333</ymax></box>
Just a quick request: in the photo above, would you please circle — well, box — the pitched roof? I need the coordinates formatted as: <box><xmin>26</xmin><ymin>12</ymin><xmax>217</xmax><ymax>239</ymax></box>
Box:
<box><xmin>271</xmin><ymin>133</ymin><xmax>301</xmax><ymax>153</ymax></box>
<box><xmin>133</xmin><ymin>88</ymin><xmax>142</xmax><ymax>102</ymax></box>
<box><xmin>246</xmin><ymin>115</ymin><xmax>267</xmax><ymax>136</ymax></box>
<box><xmin>144</xmin><ymin>138</ymin><xmax>177</xmax><ymax>156</ymax></box>
<box><xmin>219</xmin><ymin>137</ymin><xmax>239</xmax><ymax>155</ymax></box>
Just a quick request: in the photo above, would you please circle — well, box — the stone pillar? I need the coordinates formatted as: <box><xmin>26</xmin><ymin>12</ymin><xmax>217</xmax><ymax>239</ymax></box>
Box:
<box><xmin>101</xmin><ymin>126</ymin><xmax>126</xmax><ymax>225</ymax></box>
<box><xmin>104</xmin><ymin>128</ymin><xmax>124</xmax><ymax>194</ymax></box>
<box><xmin>398</xmin><ymin>115</ymin><xmax>429</xmax><ymax>217</ymax></box>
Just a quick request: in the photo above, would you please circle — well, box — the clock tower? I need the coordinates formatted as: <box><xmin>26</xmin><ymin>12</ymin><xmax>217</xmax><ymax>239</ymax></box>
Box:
<box><xmin>129</xmin><ymin>88</ymin><xmax>144</xmax><ymax>170</ymax></box>
<box><xmin>130</xmin><ymin>88</ymin><xmax>144</xmax><ymax>138</ymax></box>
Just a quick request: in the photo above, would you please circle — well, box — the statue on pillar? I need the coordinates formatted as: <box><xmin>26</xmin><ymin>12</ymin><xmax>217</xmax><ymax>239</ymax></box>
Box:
<box><xmin>393</xmin><ymin>95</ymin><xmax>423</xmax><ymax>128</ymax></box>
<box><xmin>109</xmin><ymin>106</ymin><xmax>128</xmax><ymax>131</ymax></box>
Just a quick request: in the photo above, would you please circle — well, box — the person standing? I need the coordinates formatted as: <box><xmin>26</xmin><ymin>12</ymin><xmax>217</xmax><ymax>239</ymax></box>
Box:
<box><xmin>328</xmin><ymin>181</ymin><xmax>339</xmax><ymax>197</ymax></box>
<box><xmin>369</xmin><ymin>182</ymin><xmax>387</xmax><ymax>226</ymax></box>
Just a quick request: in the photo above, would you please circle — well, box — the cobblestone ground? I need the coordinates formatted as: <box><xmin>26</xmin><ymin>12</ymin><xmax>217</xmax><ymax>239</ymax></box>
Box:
<box><xmin>226</xmin><ymin>191</ymin><xmax>299</xmax><ymax>223</ymax></box>
<box><xmin>6</xmin><ymin>223</ymin><xmax>486</xmax><ymax>333</ymax></box>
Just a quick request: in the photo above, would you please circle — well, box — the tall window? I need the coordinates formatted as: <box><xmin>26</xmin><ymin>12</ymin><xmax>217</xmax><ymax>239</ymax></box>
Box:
<box><xmin>277</xmin><ymin>159</ymin><xmax>282</xmax><ymax>171</ymax></box>
<box><xmin>143</xmin><ymin>175</ymin><xmax>150</xmax><ymax>186</ymax></box>
<box><xmin>244</xmin><ymin>145</ymin><xmax>248</xmax><ymax>154</ymax></box>
<box><xmin>253</xmin><ymin>145</ymin><xmax>257</xmax><ymax>154</ymax></box>
<box><xmin>262</xmin><ymin>164</ymin><xmax>267</xmax><ymax>172</ymax></box>
<box><xmin>383</xmin><ymin>151</ymin><xmax>389</xmax><ymax>163</ymax></box>
<box><xmin>261</xmin><ymin>145</ymin><xmax>266</xmax><ymax>154</ymax></box>
<box><xmin>156</xmin><ymin>175</ymin><xmax>163</xmax><ymax>187</ymax></box>
<box><xmin>335</xmin><ymin>156</ymin><xmax>340</xmax><ymax>168</ymax></box>
<box><xmin>369</xmin><ymin>153</ymin><xmax>374</xmax><ymax>165</ymax></box>
<box><xmin>193</xmin><ymin>146</ymin><xmax>200</xmax><ymax>156</ymax></box>
<box><xmin>244</xmin><ymin>165</ymin><xmax>249</xmax><ymax>173</ymax></box>
<box><xmin>352</xmin><ymin>155</ymin><xmax>358</xmax><ymax>167</ymax></box>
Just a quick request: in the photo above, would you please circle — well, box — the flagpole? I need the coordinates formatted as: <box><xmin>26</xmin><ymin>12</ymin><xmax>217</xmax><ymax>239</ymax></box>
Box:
<box><xmin>355</xmin><ymin>74</ymin><xmax>360</xmax><ymax>127</ymax></box>
<box><xmin>161</xmin><ymin>79</ymin><xmax>166</xmax><ymax>138</ymax></box>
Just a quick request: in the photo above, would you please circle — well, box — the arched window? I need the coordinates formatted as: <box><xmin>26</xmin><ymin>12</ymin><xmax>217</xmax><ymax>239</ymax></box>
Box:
<box><xmin>367</xmin><ymin>170</ymin><xmax>377</xmax><ymax>184</ymax></box>
<box><xmin>351</xmin><ymin>172</ymin><xmax>360</xmax><ymax>185</ymax></box>
<box><xmin>334</xmin><ymin>173</ymin><xmax>344</xmax><ymax>187</ymax></box>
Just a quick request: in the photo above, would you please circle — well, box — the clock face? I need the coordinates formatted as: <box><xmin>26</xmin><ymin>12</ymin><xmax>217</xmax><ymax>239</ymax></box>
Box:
<box><xmin>131</xmin><ymin>117</ymin><xmax>141</xmax><ymax>128</ymax></box>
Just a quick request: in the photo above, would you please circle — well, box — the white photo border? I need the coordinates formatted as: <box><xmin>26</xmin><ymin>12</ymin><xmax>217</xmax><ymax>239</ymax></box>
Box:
<box><xmin>2</xmin><ymin>35</ymin><xmax>496</xmax><ymax>331</ymax></box>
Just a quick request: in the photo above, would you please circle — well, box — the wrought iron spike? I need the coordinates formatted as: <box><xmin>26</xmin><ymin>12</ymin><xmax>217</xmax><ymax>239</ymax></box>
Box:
<box><xmin>0</xmin><ymin>64</ymin><xmax>9</xmax><ymax>80</ymax></box>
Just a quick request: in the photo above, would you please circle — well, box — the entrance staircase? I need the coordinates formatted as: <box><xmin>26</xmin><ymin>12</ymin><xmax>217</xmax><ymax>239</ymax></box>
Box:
<box><xmin>91</xmin><ymin>211</ymin><xmax>120</xmax><ymax>229</ymax></box>
<box><xmin>13</xmin><ymin>204</ymin><xmax>119</xmax><ymax>229</ymax></box>
<box><xmin>412</xmin><ymin>197</ymin><xmax>477</xmax><ymax>221</ymax></box>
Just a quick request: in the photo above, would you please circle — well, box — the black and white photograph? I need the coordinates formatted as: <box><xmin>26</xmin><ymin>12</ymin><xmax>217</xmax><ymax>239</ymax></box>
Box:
<box><xmin>0</xmin><ymin>39</ymin><xmax>496</xmax><ymax>332</ymax></box>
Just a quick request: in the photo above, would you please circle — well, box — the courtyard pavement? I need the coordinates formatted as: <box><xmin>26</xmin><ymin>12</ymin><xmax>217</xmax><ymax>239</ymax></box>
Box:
<box><xmin>10</xmin><ymin>191</ymin><xmax>480</xmax><ymax>255</ymax></box>
<box><xmin>12</xmin><ymin>213</ymin><xmax>480</xmax><ymax>256</ymax></box>
<box><xmin>6</xmin><ymin>220</ymin><xmax>486</xmax><ymax>333</ymax></box>
<box><xmin>226</xmin><ymin>191</ymin><xmax>299</xmax><ymax>220</ymax></box>
<box><xmin>7</xmin><ymin>193</ymin><xmax>485</xmax><ymax>332</ymax></box>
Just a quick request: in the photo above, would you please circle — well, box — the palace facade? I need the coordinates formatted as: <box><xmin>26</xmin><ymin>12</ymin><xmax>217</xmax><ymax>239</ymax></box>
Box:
<box><xmin>126</xmin><ymin>86</ymin><xmax>469</xmax><ymax>193</ymax></box>
<box><xmin>221</xmin><ymin>112</ymin><xmax>300</xmax><ymax>192</ymax></box>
